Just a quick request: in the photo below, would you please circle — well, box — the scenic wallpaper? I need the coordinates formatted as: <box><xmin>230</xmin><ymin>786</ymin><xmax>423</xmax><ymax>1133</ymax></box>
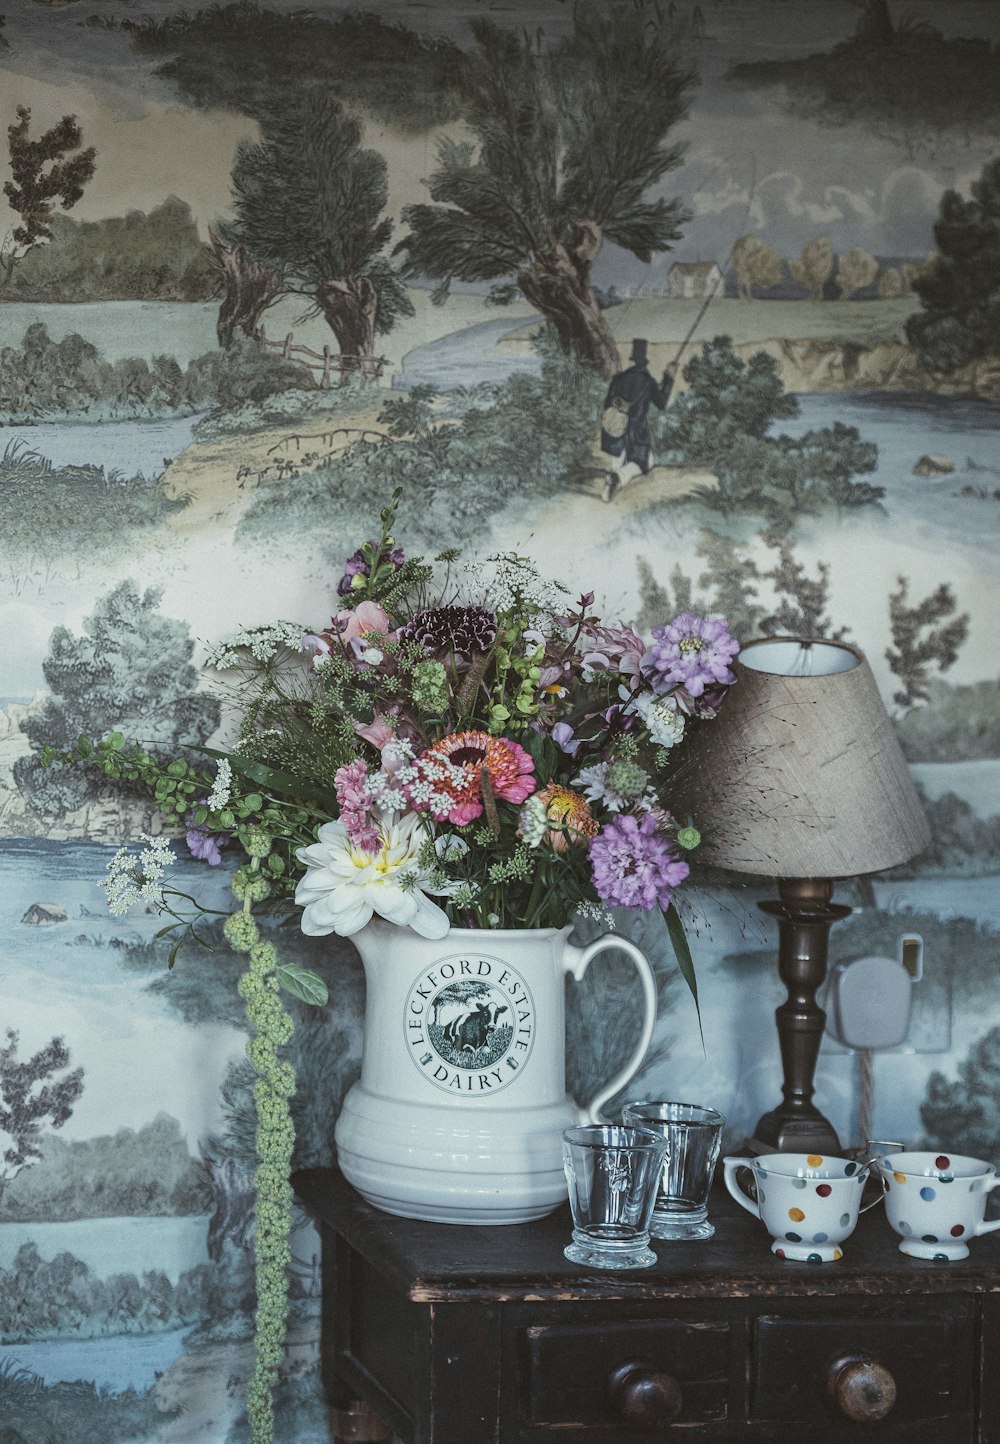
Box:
<box><xmin>1</xmin><ymin>0</ymin><xmax>998</xmax><ymax>1437</ymax></box>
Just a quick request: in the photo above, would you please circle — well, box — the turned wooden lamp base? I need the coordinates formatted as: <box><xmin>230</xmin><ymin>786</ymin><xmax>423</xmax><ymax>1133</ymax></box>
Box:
<box><xmin>745</xmin><ymin>877</ymin><xmax>851</xmax><ymax>1157</ymax></box>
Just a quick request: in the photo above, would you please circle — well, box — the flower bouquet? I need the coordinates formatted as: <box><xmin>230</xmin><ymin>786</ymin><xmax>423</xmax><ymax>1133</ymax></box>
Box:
<box><xmin>43</xmin><ymin>488</ymin><xmax>740</xmax><ymax>1442</ymax></box>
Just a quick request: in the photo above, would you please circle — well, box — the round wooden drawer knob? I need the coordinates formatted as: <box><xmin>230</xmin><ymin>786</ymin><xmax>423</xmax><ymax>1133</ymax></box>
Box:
<box><xmin>825</xmin><ymin>1350</ymin><xmax>898</xmax><ymax>1422</ymax></box>
<box><xmin>609</xmin><ymin>1361</ymin><xmax>683</xmax><ymax>1428</ymax></box>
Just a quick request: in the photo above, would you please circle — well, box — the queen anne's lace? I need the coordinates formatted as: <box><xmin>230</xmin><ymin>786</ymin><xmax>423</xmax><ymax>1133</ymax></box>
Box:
<box><xmin>101</xmin><ymin>834</ymin><xmax>176</xmax><ymax>916</ymax></box>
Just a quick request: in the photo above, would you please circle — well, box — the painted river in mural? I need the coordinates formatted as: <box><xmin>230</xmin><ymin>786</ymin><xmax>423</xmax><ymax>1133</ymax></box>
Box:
<box><xmin>2</xmin><ymin>301</ymin><xmax>998</xmax><ymax>550</ymax></box>
<box><xmin>0</xmin><ymin>1325</ymin><xmax>193</xmax><ymax>1392</ymax></box>
<box><xmin>1</xmin><ymin>384</ymin><xmax>997</xmax><ymax>550</ymax></box>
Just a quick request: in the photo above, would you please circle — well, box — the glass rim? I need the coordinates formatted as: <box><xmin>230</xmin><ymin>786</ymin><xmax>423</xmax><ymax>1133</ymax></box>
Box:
<box><xmin>622</xmin><ymin>1100</ymin><xmax>725</xmax><ymax>1128</ymax></box>
<box><xmin>562</xmin><ymin>1123</ymin><xmax>667</xmax><ymax>1152</ymax></box>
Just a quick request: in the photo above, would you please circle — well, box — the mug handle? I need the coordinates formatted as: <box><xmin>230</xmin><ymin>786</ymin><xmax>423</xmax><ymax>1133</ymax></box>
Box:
<box><xmin>563</xmin><ymin>933</ymin><xmax>657</xmax><ymax>1123</ymax></box>
<box><xmin>974</xmin><ymin>1174</ymin><xmax>1000</xmax><ymax>1236</ymax></box>
<box><xmin>722</xmin><ymin>1156</ymin><xmax>760</xmax><ymax>1217</ymax></box>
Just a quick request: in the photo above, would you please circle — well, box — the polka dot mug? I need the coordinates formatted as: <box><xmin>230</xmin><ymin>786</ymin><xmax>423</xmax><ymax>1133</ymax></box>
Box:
<box><xmin>875</xmin><ymin>1151</ymin><xmax>1000</xmax><ymax>1260</ymax></box>
<box><xmin>722</xmin><ymin>1152</ymin><xmax>878</xmax><ymax>1262</ymax></box>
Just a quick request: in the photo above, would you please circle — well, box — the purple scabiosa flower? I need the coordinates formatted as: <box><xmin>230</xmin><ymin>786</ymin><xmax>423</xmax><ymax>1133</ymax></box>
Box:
<box><xmin>641</xmin><ymin>613</ymin><xmax>740</xmax><ymax>699</ymax></box>
<box><xmin>186</xmin><ymin>825</ymin><xmax>228</xmax><ymax>867</ymax></box>
<box><xmin>588</xmin><ymin>812</ymin><xmax>690</xmax><ymax>911</ymax></box>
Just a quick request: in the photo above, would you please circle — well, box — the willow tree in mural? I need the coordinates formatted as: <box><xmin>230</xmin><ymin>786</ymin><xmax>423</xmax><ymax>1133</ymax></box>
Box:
<box><xmin>214</xmin><ymin>95</ymin><xmax>414</xmax><ymax>372</ymax></box>
<box><xmin>396</xmin><ymin>4</ymin><xmax>696</xmax><ymax>375</ymax></box>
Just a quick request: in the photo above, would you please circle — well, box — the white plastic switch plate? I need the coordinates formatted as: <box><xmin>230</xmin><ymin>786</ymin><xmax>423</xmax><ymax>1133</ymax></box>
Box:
<box><xmin>825</xmin><ymin>955</ymin><xmax>913</xmax><ymax>1051</ymax></box>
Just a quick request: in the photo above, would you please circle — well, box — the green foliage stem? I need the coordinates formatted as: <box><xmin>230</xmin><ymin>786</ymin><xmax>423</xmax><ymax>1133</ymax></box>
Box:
<box><xmin>230</xmin><ymin>893</ymin><xmax>296</xmax><ymax>1444</ymax></box>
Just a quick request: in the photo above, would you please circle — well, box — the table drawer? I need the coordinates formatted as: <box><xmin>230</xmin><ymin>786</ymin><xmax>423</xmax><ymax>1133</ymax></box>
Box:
<box><xmin>526</xmin><ymin>1318</ymin><xmax>729</xmax><ymax>1428</ymax></box>
<box><xmin>752</xmin><ymin>1311</ymin><xmax>975</xmax><ymax>1428</ymax></box>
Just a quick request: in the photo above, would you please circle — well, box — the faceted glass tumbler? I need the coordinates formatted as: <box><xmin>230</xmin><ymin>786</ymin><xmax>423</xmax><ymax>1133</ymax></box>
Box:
<box><xmin>621</xmin><ymin>1100</ymin><xmax>725</xmax><ymax>1241</ymax></box>
<box><xmin>561</xmin><ymin>1124</ymin><xmax>668</xmax><ymax>1270</ymax></box>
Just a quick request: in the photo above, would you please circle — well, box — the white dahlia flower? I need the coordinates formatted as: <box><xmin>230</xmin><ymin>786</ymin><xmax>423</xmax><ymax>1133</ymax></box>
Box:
<box><xmin>294</xmin><ymin>813</ymin><xmax>450</xmax><ymax>939</ymax></box>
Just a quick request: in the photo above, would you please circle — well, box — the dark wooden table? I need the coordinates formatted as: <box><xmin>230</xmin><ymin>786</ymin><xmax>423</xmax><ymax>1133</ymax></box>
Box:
<box><xmin>293</xmin><ymin>1166</ymin><xmax>1000</xmax><ymax>1443</ymax></box>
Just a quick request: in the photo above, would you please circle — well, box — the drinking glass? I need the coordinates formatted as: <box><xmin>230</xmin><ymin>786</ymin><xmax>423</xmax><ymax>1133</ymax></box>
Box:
<box><xmin>561</xmin><ymin>1123</ymin><xmax>667</xmax><ymax>1269</ymax></box>
<box><xmin>621</xmin><ymin>1100</ymin><xmax>725</xmax><ymax>1240</ymax></box>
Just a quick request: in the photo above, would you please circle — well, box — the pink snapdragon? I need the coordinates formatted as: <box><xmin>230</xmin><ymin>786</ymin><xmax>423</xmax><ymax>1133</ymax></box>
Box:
<box><xmin>334</xmin><ymin>760</ymin><xmax>381</xmax><ymax>852</ymax></box>
<box><xmin>305</xmin><ymin>601</ymin><xmax>394</xmax><ymax>669</ymax></box>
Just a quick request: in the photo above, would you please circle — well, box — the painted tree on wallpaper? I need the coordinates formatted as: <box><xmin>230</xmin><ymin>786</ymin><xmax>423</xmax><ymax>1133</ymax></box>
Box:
<box><xmin>1</xmin><ymin>105</ymin><xmax>95</xmax><ymax>290</ymax></box>
<box><xmin>906</xmin><ymin>155</ymin><xmax>1000</xmax><ymax>371</ymax></box>
<box><xmin>395</xmin><ymin>7</ymin><xmax>695</xmax><ymax>373</ymax></box>
<box><xmin>1</xmin><ymin>1</ymin><xmax>998</xmax><ymax>1440</ymax></box>
<box><xmin>0</xmin><ymin>1030</ymin><xmax>83</xmax><ymax>1205</ymax></box>
<box><xmin>220</xmin><ymin>96</ymin><xmax>414</xmax><ymax>374</ymax></box>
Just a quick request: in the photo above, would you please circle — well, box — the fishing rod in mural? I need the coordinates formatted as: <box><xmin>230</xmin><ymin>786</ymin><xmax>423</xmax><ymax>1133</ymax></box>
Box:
<box><xmin>600</xmin><ymin>154</ymin><xmax>758</xmax><ymax>500</ymax></box>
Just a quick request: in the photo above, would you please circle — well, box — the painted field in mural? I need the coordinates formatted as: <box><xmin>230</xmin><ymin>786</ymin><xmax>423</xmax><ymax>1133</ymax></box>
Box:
<box><xmin>1</xmin><ymin>0</ymin><xmax>998</xmax><ymax>1437</ymax></box>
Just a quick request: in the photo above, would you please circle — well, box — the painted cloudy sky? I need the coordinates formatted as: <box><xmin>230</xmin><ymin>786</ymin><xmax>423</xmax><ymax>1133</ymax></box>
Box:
<box><xmin>2</xmin><ymin>0</ymin><xmax>997</xmax><ymax>291</ymax></box>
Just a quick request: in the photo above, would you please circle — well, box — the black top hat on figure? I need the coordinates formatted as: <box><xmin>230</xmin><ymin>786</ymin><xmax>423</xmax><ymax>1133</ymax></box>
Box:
<box><xmin>629</xmin><ymin>338</ymin><xmax>649</xmax><ymax>367</ymax></box>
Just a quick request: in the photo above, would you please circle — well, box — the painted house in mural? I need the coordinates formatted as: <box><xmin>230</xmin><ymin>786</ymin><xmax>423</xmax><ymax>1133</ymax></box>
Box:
<box><xmin>0</xmin><ymin>0</ymin><xmax>998</xmax><ymax>1438</ymax></box>
<box><xmin>668</xmin><ymin>261</ymin><xmax>724</xmax><ymax>299</ymax></box>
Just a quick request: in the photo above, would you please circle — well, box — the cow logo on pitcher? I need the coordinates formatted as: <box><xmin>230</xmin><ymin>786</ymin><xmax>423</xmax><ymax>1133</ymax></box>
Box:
<box><xmin>404</xmin><ymin>952</ymin><xmax>535</xmax><ymax>1094</ymax></box>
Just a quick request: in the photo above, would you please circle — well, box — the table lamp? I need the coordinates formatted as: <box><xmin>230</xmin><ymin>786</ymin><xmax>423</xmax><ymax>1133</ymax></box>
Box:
<box><xmin>676</xmin><ymin>637</ymin><xmax>930</xmax><ymax>1154</ymax></box>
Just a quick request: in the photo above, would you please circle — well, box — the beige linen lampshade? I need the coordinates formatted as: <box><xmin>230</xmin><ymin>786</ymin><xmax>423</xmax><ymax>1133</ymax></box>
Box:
<box><xmin>684</xmin><ymin>637</ymin><xmax>931</xmax><ymax>879</ymax></box>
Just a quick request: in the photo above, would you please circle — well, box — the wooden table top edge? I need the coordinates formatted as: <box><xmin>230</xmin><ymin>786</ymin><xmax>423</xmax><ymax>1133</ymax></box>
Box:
<box><xmin>292</xmin><ymin>1165</ymin><xmax>1000</xmax><ymax>1306</ymax></box>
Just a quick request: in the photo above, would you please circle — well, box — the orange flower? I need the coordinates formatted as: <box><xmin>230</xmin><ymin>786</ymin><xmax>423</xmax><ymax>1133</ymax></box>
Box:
<box><xmin>534</xmin><ymin>783</ymin><xmax>598</xmax><ymax>853</ymax></box>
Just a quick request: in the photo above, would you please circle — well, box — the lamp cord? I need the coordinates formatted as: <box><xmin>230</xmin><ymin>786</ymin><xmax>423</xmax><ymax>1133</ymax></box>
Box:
<box><xmin>858</xmin><ymin>1048</ymin><xmax>875</xmax><ymax>1151</ymax></box>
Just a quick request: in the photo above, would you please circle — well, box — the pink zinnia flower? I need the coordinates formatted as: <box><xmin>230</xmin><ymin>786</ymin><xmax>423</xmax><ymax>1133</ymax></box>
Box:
<box><xmin>588</xmin><ymin>812</ymin><xmax>690</xmax><ymax>911</ymax></box>
<box><xmin>641</xmin><ymin>613</ymin><xmax>740</xmax><ymax>699</ymax></box>
<box><xmin>408</xmin><ymin>730</ymin><xmax>535</xmax><ymax>826</ymax></box>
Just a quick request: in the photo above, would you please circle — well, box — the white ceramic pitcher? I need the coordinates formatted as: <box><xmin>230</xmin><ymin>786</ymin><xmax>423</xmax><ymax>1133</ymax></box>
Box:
<box><xmin>334</xmin><ymin>920</ymin><xmax>658</xmax><ymax>1223</ymax></box>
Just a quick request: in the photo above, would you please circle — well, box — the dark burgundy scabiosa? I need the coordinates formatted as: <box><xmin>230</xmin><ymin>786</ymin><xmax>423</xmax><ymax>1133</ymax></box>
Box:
<box><xmin>398</xmin><ymin>605</ymin><xmax>498</xmax><ymax>660</ymax></box>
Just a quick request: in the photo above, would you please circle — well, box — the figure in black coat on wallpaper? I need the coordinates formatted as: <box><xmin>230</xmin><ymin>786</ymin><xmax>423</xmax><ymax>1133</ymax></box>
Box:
<box><xmin>600</xmin><ymin>337</ymin><xmax>675</xmax><ymax>502</ymax></box>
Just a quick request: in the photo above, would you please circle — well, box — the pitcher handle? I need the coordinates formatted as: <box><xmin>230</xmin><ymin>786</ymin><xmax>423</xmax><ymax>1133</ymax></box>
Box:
<box><xmin>562</xmin><ymin>933</ymin><xmax>657</xmax><ymax>1123</ymax></box>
